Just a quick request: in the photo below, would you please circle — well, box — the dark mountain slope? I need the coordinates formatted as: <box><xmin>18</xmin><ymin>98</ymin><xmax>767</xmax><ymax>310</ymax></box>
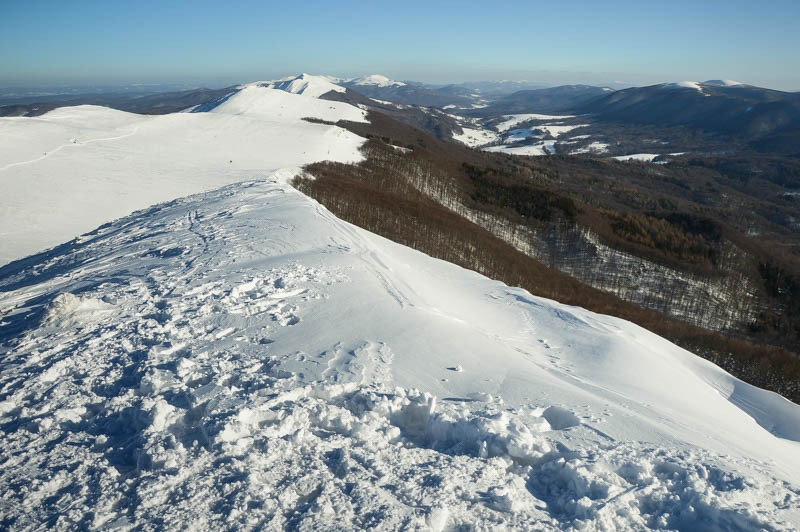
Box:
<box><xmin>0</xmin><ymin>86</ymin><xmax>237</xmax><ymax>117</ymax></box>
<box><xmin>468</xmin><ymin>85</ymin><xmax>613</xmax><ymax>116</ymax></box>
<box><xmin>578</xmin><ymin>82</ymin><xmax>800</xmax><ymax>155</ymax></box>
<box><xmin>340</xmin><ymin>79</ymin><xmax>475</xmax><ymax>108</ymax></box>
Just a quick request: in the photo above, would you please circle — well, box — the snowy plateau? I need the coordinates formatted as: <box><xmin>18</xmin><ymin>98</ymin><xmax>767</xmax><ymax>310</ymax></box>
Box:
<box><xmin>1</xmin><ymin>74</ymin><xmax>800</xmax><ymax>530</ymax></box>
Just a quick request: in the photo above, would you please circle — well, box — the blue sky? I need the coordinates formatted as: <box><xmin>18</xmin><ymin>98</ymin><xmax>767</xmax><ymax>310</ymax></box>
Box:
<box><xmin>1</xmin><ymin>0</ymin><xmax>798</xmax><ymax>90</ymax></box>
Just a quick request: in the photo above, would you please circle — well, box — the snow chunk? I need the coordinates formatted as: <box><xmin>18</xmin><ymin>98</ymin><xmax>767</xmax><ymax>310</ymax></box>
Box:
<box><xmin>44</xmin><ymin>292</ymin><xmax>115</xmax><ymax>326</ymax></box>
<box><xmin>542</xmin><ymin>405</ymin><xmax>581</xmax><ymax>429</ymax></box>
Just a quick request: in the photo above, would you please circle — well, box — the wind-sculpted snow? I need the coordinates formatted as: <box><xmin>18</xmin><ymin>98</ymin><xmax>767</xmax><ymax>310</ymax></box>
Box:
<box><xmin>1</xmin><ymin>179</ymin><xmax>799</xmax><ymax>529</ymax></box>
<box><xmin>0</xmin><ymin>83</ymin><xmax>367</xmax><ymax>266</ymax></box>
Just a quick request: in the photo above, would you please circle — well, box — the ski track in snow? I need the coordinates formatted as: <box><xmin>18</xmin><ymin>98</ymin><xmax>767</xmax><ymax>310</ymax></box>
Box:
<box><xmin>1</xmin><ymin>179</ymin><xmax>799</xmax><ymax>530</ymax></box>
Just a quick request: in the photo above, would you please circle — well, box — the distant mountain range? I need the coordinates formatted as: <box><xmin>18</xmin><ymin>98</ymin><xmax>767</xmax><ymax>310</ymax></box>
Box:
<box><xmin>340</xmin><ymin>75</ymin><xmax>478</xmax><ymax>108</ymax></box>
<box><xmin>3</xmin><ymin>73</ymin><xmax>800</xmax><ymax>156</ymax></box>
<box><xmin>0</xmin><ymin>86</ymin><xmax>237</xmax><ymax>117</ymax></box>
<box><xmin>468</xmin><ymin>85</ymin><xmax>615</xmax><ymax>115</ymax></box>
<box><xmin>576</xmin><ymin>81</ymin><xmax>800</xmax><ymax>155</ymax></box>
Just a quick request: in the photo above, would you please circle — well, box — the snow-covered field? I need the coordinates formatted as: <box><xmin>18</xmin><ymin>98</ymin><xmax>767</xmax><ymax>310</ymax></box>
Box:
<box><xmin>452</xmin><ymin>126</ymin><xmax>500</xmax><ymax>147</ymax></box>
<box><xmin>611</xmin><ymin>153</ymin><xmax>663</xmax><ymax>162</ymax></box>
<box><xmin>532</xmin><ymin>123</ymin><xmax>588</xmax><ymax>138</ymax></box>
<box><xmin>495</xmin><ymin>113</ymin><xmax>577</xmax><ymax>133</ymax></box>
<box><xmin>504</xmin><ymin>128</ymin><xmax>543</xmax><ymax>143</ymax></box>
<box><xmin>610</xmin><ymin>153</ymin><xmax>686</xmax><ymax>163</ymax></box>
<box><xmin>569</xmin><ymin>141</ymin><xmax>610</xmax><ymax>154</ymax></box>
<box><xmin>1</xmin><ymin>74</ymin><xmax>800</xmax><ymax>530</ymax></box>
<box><xmin>472</xmin><ymin>113</ymin><xmax>590</xmax><ymax>157</ymax></box>
<box><xmin>0</xmin><ymin>77</ymin><xmax>366</xmax><ymax>266</ymax></box>
<box><xmin>486</xmin><ymin>141</ymin><xmax>558</xmax><ymax>156</ymax></box>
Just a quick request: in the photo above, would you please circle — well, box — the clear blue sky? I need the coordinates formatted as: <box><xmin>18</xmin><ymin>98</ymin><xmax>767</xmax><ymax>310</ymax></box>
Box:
<box><xmin>1</xmin><ymin>0</ymin><xmax>798</xmax><ymax>90</ymax></box>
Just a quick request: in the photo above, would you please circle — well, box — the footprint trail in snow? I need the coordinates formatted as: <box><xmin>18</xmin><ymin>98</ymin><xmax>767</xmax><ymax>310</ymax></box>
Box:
<box><xmin>1</xmin><ymin>178</ymin><xmax>799</xmax><ymax>530</ymax></box>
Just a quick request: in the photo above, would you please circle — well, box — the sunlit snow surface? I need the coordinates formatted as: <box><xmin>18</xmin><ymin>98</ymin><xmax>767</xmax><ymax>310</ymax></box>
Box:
<box><xmin>610</xmin><ymin>153</ymin><xmax>686</xmax><ymax>163</ymax></box>
<box><xmin>704</xmin><ymin>79</ymin><xmax>745</xmax><ymax>87</ymax></box>
<box><xmin>494</xmin><ymin>113</ymin><xmax>577</xmax><ymax>133</ymax></box>
<box><xmin>486</xmin><ymin>141</ymin><xmax>558</xmax><ymax>156</ymax></box>
<box><xmin>350</xmin><ymin>74</ymin><xmax>407</xmax><ymax>87</ymax></box>
<box><xmin>259</xmin><ymin>73</ymin><xmax>348</xmax><ymax>98</ymax></box>
<box><xmin>461</xmin><ymin>113</ymin><xmax>591</xmax><ymax>156</ymax></box>
<box><xmin>1</xmin><ymin>175</ymin><xmax>800</xmax><ymax>529</ymax></box>
<box><xmin>1</xmin><ymin>79</ymin><xmax>800</xmax><ymax>530</ymax></box>
<box><xmin>0</xmin><ymin>82</ymin><xmax>366</xmax><ymax>266</ymax></box>
<box><xmin>452</xmin><ymin>126</ymin><xmax>500</xmax><ymax>147</ymax></box>
<box><xmin>661</xmin><ymin>81</ymin><xmax>705</xmax><ymax>93</ymax></box>
<box><xmin>611</xmin><ymin>153</ymin><xmax>663</xmax><ymax>162</ymax></box>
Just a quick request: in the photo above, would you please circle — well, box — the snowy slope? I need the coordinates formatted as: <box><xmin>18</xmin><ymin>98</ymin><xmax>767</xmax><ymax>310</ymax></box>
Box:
<box><xmin>486</xmin><ymin>141</ymin><xmax>558</xmax><ymax>156</ymax></box>
<box><xmin>349</xmin><ymin>74</ymin><xmax>407</xmax><ymax>87</ymax></box>
<box><xmin>661</xmin><ymin>81</ymin><xmax>705</xmax><ymax>93</ymax></box>
<box><xmin>1</xmin><ymin>174</ymin><xmax>799</xmax><ymax>530</ymax></box>
<box><xmin>611</xmin><ymin>153</ymin><xmax>663</xmax><ymax>162</ymax></box>
<box><xmin>475</xmin><ymin>113</ymin><xmax>591</xmax><ymax>157</ymax></box>
<box><xmin>452</xmin><ymin>126</ymin><xmax>500</xmax><ymax>147</ymax></box>
<box><xmin>0</xmin><ymin>83</ymin><xmax>366</xmax><ymax>266</ymax></box>
<box><xmin>259</xmin><ymin>73</ymin><xmax>347</xmax><ymax>98</ymax></box>
<box><xmin>704</xmin><ymin>79</ymin><xmax>745</xmax><ymax>87</ymax></box>
<box><xmin>495</xmin><ymin>113</ymin><xmax>577</xmax><ymax>132</ymax></box>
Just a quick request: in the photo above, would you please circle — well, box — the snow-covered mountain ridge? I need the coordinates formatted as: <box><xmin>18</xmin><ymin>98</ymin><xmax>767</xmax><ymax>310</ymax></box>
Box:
<box><xmin>1</xmin><ymin>72</ymin><xmax>800</xmax><ymax>529</ymax></box>
<box><xmin>349</xmin><ymin>74</ymin><xmax>406</xmax><ymax>87</ymax></box>
<box><xmin>1</xmin><ymin>173</ymin><xmax>799</xmax><ymax>529</ymax></box>
<box><xmin>0</xmin><ymin>78</ymin><xmax>366</xmax><ymax>266</ymax></box>
<box><xmin>255</xmin><ymin>73</ymin><xmax>348</xmax><ymax>98</ymax></box>
<box><xmin>251</xmin><ymin>73</ymin><xmax>406</xmax><ymax>96</ymax></box>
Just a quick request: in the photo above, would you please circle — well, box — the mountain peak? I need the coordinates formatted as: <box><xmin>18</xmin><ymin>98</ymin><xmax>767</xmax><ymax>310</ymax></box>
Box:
<box><xmin>658</xmin><ymin>80</ymin><xmax>747</xmax><ymax>94</ymax></box>
<box><xmin>351</xmin><ymin>74</ymin><xmax>406</xmax><ymax>87</ymax></box>
<box><xmin>703</xmin><ymin>79</ymin><xmax>745</xmax><ymax>87</ymax></box>
<box><xmin>258</xmin><ymin>73</ymin><xmax>346</xmax><ymax>98</ymax></box>
<box><xmin>660</xmin><ymin>81</ymin><xmax>704</xmax><ymax>92</ymax></box>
